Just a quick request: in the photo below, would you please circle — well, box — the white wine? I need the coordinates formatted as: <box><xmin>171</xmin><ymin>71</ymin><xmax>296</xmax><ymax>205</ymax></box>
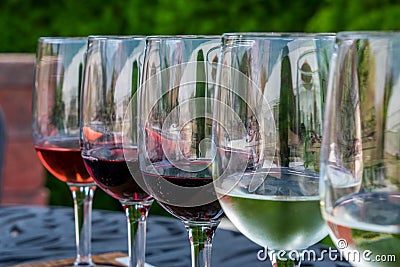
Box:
<box><xmin>325</xmin><ymin>192</ymin><xmax>400</xmax><ymax>267</ymax></box>
<box><xmin>217</xmin><ymin>168</ymin><xmax>327</xmax><ymax>250</ymax></box>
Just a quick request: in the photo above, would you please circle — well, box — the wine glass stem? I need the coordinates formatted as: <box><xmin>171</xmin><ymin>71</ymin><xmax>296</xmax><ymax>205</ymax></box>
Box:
<box><xmin>122</xmin><ymin>202</ymin><xmax>152</xmax><ymax>267</ymax></box>
<box><xmin>271</xmin><ymin>250</ymin><xmax>301</xmax><ymax>267</ymax></box>
<box><xmin>69</xmin><ymin>184</ymin><xmax>96</xmax><ymax>266</ymax></box>
<box><xmin>185</xmin><ymin>222</ymin><xmax>219</xmax><ymax>267</ymax></box>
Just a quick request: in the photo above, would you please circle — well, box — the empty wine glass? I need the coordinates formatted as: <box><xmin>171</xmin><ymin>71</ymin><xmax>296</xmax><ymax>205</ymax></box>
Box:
<box><xmin>80</xmin><ymin>35</ymin><xmax>153</xmax><ymax>267</ymax></box>
<box><xmin>32</xmin><ymin>37</ymin><xmax>98</xmax><ymax>266</ymax></box>
<box><xmin>137</xmin><ymin>35</ymin><xmax>222</xmax><ymax>267</ymax></box>
<box><xmin>212</xmin><ymin>32</ymin><xmax>335</xmax><ymax>267</ymax></box>
<box><xmin>320</xmin><ymin>31</ymin><xmax>400</xmax><ymax>267</ymax></box>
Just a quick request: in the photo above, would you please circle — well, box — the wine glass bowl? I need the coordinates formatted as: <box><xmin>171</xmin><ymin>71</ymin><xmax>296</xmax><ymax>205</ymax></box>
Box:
<box><xmin>320</xmin><ymin>31</ymin><xmax>400</xmax><ymax>267</ymax></box>
<box><xmin>33</xmin><ymin>37</ymin><xmax>91</xmax><ymax>185</ymax></box>
<box><xmin>213</xmin><ymin>33</ymin><xmax>335</xmax><ymax>266</ymax></box>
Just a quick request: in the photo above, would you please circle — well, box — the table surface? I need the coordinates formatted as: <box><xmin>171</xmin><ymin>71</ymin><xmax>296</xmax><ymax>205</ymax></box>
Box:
<box><xmin>0</xmin><ymin>206</ymin><xmax>351</xmax><ymax>267</ymax></box>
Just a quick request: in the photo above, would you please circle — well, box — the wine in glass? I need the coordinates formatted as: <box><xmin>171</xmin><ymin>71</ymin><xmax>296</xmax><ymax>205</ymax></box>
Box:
<box><xmin>320</xmin><ymin>31</ymin><xmax>400</xmax><ymax>267</ymax></box>
<box><xmin>212</xmin><ymin>33</ymin><xmax>335</xmax><ymax>267</ymax></box>
<box><xmin>32</xmin><ymin>37</ymin><xmax>98</xmax><ymax>266</ymax></box>
<box><xmin>80</xmin><ymin>35</ymin><xmax>153</xmax><ymax>267</ymax></box>
<box><xmin>138</xmin><ymin>35</ymin><xmax>222</xmax><ymax>267</ymax></box>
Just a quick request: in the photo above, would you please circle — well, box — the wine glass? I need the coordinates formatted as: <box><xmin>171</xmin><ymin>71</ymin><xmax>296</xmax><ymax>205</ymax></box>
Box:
<box><xmin>80</xmin><ymin>35</ymin><xmax>153</xmax><ymax>267</ymax></box>
<box><xmin>320</xmin><ymin>31</ymin><xmax>400</xmax><ymax>267</ymax></box>
<box><xmin>32</xmin><ymin>37</ymin><xmax>98</xmax><ymax>266</ymax></box>
<box><xmin>212</xmin><ymin>32</ymin><xmax>335</xmax><ymax>267</ymax></box>
<box><xmin>137</xmin><ymin>35</ymin><xmax>222</xmax><ymax>267</ymax></box>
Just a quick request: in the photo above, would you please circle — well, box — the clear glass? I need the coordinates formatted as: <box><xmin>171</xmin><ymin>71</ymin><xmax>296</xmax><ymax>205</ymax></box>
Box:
<box><xmin>32</xmin><ymin>37</ymin><xmax>98</xmax><ymax>266</ymax></box>
<box><xmin>320</xmin><ymin>31</ymin><xmax>400</xmax><ymax>267</ymax></box>
<box><xmin>212</xmin><ymin>32</ymin><xmax>335</xmax><ymax>267</ymax></box>
<box><xmin>138</xmin><ymin>35</ymin><xmax>223</xmax><ymax>267</ymax></box>
<box><xmin>80</xmin><ymin>36</ymin><xmax>153</xmax><ymax>267</ymax></box>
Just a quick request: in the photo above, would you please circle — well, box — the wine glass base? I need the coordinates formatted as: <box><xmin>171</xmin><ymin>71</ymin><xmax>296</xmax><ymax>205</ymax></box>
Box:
<box><xmin>93</xmin><ymin>264</ymin><xmax>126</xmax><ymax>267</ymax></box>
<box><xmin>57</xmin><ymin>264</ymin><xmax>122</xmax><ymax>267</ymax></box>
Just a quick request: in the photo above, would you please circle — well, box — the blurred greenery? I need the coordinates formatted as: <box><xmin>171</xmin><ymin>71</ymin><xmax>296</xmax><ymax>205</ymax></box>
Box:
<box><xmin>2</xmin><ymin>0</ymin><xmax>400</xmax><ymax>53</ymax></box>
<box><xmin>0</xmin><ymin>0</ymin><xmax>330</xmax><ymax>52</ymax></box>
<box><xmin>5</xmin><ymin>0</ymin><xmax>400</xmax><ymax>214</ymax></box>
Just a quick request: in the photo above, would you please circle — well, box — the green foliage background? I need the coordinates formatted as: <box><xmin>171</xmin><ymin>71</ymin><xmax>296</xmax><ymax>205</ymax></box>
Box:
<box><xmin>0</xmin><ymin>0</ymin><xmax>400</xmax><ymax>52</ymax></box>
<box><xmin>3</xmin><ymin>0</ymin><xmax>400</xmax><ymax>215</ymax></box>
<box><xmin>4</xmin><ymin>0</ymin><xmax>400</xmax><ymax>53</ymax></box>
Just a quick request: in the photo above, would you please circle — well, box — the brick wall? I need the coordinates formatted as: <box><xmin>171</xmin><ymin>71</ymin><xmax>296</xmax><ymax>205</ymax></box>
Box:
<box><xmin>0</xmin><ymin>54</ymin><xmax>48</xmax><ymax>205</ymax></box>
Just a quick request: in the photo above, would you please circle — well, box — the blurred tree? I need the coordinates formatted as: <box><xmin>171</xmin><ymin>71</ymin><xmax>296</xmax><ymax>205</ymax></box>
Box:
<box><xmin>307</xmin><ymin>0</ymin><xmax>400</xmax><ymax>31</ymax></box>
<box><xmin>3</xmin><ymin>0</ymin><xmax>400</xmax><ymax>52</ymax></box>
<box><xmin>0</xmin><ymin>0</ymin><xmax>323</xmax><ymax>52</ymax></box>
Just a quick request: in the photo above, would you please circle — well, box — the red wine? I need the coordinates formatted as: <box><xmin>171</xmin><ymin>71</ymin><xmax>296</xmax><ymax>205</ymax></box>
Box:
<box><xmin>82</xmin><ymin>146</ymin><xmax>152</xmax><ymax>202</ymax></box>
<box><xmin>35</xmin><ymin>138</ymin><xmax>94</xmax><ymax>184</ymax></box>
<box><xmin>143</xmin><ymin>161</ymin><xmax>223</xmax><ymax>223</ymax></box>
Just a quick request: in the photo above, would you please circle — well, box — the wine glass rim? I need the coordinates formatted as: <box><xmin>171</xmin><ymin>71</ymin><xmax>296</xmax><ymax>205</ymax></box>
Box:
<box><xmin>38</xmin><ymin>36</ymin><xmax>87</xmax><ymax>43</ymax></box>
<box><xmin>146</xmin><ymin>34</ymin><xmax>221</xmax><ymax>41</ymax></box>
<box><xmin>222</xmin><ymin>32</ymin><xmax>335</xmax><ymax>40</ymax></box>
<box><xmin>88</xmin><ymin>35</ymin><xmax>146</xmax><ymax>41</ymax></box>
<box><xmin>336</xmin><ymin>31</ymin><xmax>400</xmax><ymax>39</ymax></box>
